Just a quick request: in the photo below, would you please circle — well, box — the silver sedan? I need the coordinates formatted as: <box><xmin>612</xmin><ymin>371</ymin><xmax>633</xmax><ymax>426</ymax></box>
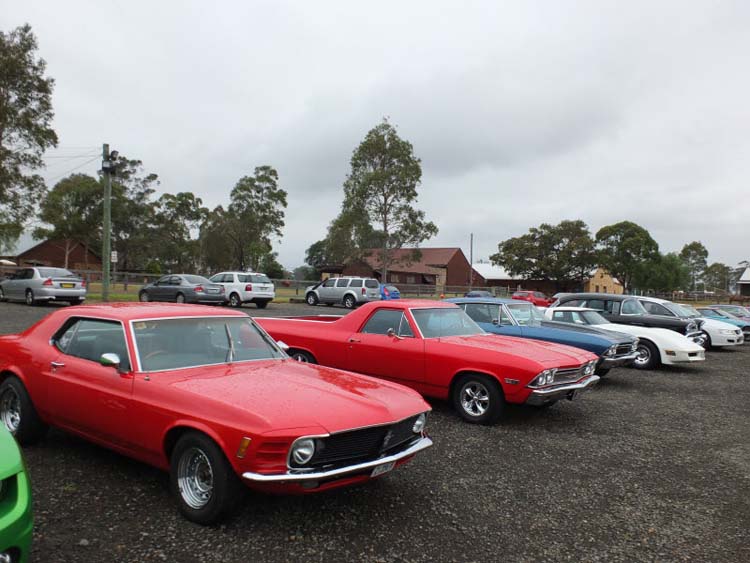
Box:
<box><xmin>138</xmin><ymin>274</ymin><xmax>227</xmax><ymax>304</ymax></box>
<box><xmin>0</xmin><ymin>267</ymin><xmax>87</xmax><ymax>306</ymax></box>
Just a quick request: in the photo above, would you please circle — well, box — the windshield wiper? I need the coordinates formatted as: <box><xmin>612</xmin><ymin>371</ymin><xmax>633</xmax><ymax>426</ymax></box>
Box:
<box><xmin>224</xmin><ymin>323</ymin><xmax>235</xmax><ymax>363</ymax></box>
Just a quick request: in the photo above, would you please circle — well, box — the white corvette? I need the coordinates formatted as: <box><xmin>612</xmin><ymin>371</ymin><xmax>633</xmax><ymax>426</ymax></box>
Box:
<box><xmin>545</xmin><ymin>306</ymin><xmax>705</xmax><ymax>370</ymax></box>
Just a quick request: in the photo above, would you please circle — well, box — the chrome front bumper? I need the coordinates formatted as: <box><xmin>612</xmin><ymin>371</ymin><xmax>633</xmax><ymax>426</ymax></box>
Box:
<box><xmin>599</xmin><ymin>351</ymin><xmax>638</xmax><ymax>368</ymax></box>
<box><xmin>242</xmin><ymin>436</ymin><xmax>433</xmax><ymax>483</ymax></box>
<box><xmin>525</xmin><ymin>375</ymin><xmax>600</xmax><ymax>406</ymax></box>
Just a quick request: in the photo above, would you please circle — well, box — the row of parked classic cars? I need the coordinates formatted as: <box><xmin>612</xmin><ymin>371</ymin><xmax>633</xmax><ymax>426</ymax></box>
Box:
<box><xmin>0</xmin><ymin>285</ymin><xmax>748</xmax><ymax>560</ymax></box>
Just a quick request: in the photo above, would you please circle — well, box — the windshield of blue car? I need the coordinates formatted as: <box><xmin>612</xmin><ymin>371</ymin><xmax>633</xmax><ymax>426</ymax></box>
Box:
<box><xmin>505</xmin><ymin>303</ymin><xmax>544</xmax><ymax>326</ymax></box>
<box><xmin>412</xmin><ymin>308</ymin><xmax>484</xmax><ymax>338</ymax></box>
<box><xmin>133</xmin><ymin>317</ymin><xmax>284</xmax><ymax>372</ymax></box>
<box><xmin>680</xmin><ymin>304</ymin><xmax>701</xmax><ymax>316</ymax></box>
<box><xmin>704</xmin><ymin>308</ymin><xmax>734</xmax><ymax>319</ymax></box>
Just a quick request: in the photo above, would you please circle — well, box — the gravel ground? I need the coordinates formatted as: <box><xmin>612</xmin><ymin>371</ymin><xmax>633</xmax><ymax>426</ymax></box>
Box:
<box><xmin>1</xmin><ymin>300</ymin><xmax>749</xmax><ymax>563</ymax></box>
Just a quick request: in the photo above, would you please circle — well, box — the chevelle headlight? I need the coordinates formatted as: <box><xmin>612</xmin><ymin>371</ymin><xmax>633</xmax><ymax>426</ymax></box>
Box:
<box><xmin>532</xmin><ymin>369</ymin><xmax>556</xmax><ymax>387</ymax></box>
<box><xmin>604</xmin><ymin>345</ymin><xmax>617</xmax><ymax>357</ymax></box>
<box><xmin>412</xmin><ymin>413</ymin><xmax>427</xmax><ymax>433</ymax></box>
<box><xmin>290</xmin><ymin>438</ymin><xmax>316</xmax><ymax>466</ymax></box>
<box><xmin>583</xmin><ymin>360</ymin><xmax>597</xmax><ymax>375</ymax></box>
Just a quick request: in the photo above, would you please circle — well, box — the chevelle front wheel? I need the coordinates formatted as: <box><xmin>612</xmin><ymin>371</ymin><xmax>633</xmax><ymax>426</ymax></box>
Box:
<box><xmin>452</xmin><ymin>374</ymin><xmax>505</xmax><ymax>424</ymax></box>
<box><xmin>170</xmin><ymin>431</ymin><xmax>245</xmax><ymax>525</ymax></box>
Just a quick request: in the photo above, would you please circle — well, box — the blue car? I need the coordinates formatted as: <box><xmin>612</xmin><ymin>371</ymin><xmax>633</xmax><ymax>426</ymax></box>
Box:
<box><xmin>380</xmin><ymin>284</ymin><xmax>401</xmax><ymax>300</ymax></box>
<box><xmin>446</xmin><ymin>297</ymin><xmax>639</xmax><ymax>375</ymax></box>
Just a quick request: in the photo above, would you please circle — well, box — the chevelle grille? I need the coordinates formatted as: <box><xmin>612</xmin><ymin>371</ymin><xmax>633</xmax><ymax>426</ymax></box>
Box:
<box><xmin>614</xmin><ymin>344</ymin><xmax>634</xmax><ymax>356</ymax></box>
<box><xmin>554</xmin><ymin>365</ymin><xmax>587</xmax><ymax>384</ymax></box>
<box><xmin>293</xmin><ymin>415</ymin><xmax>421</xmax><ymax>469</ymax></box>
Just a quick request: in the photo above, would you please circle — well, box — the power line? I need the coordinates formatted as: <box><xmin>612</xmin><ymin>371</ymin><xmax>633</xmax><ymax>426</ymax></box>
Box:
<box><xmin>44</xmin><ymin>153</ymin><xmax>99</xmax><ymax>159</ymax></box>
<box><xmin>46</xmin><ymin>155</ymin><xmax>101</xmax><ymax>183</ymax></box>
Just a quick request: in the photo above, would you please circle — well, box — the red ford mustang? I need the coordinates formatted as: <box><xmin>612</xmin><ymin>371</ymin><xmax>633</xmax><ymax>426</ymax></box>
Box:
<box><xmin>255</xmin><ymin>300</ymin><xmax>600</xmax><ymax>424</ymax></box>
<box><xmin>0</xmin><ymin>304</ymin><xmax>432</xmax><ymax>524</ymax></box>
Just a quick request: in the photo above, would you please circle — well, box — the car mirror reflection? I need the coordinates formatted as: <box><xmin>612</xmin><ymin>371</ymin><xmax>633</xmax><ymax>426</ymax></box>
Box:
<box><xmin>100</xmin><ymin>353</ymin><xmax>121</xmax><ymax>370</ymax></box>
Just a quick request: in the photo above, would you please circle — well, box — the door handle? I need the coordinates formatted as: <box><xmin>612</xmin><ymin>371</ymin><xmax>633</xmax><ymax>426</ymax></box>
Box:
<box><xmin>348</xmin><ymin>338</ymin><xmax>360</xmax><ymax>343</ymax></box>
<box><xmin>51</xmin><ymin>361</ymin><xmax>65</xmax><ymax>369</ymax></box>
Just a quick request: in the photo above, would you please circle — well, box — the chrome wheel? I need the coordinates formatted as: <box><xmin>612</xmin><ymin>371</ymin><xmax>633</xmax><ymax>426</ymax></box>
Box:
<box><xmin>177</xmin><ymin>447</ymin><xmax>214</xmax><ymax>510</ymax></box>
<box><xmin>139</xmin><ymin>291</ymin><xmax>149</xmax><ymax>302</ymax></box>
<box><xmin>635</xmin><ymin>344</ymin><xmax>651</xmax><ymax>367</ymax></box>
<box><xmin>230</xmin><ymin>293</ymin><xmax>241</xmax><ymax>307</ymax></box>
<box><xmin>0</xmin><ymin>386</ymin><xmax>21</xmax><ymax>434</ymax></box>
<box><xmin>0</xmin><ymin>287</ymin><xmax>5</xmax><ymax>301</ymax></box>
<box><xmin>291</xmin><ymin>352</ymin><xmax>310</xmax><ymax>362</ymax></box>
<box><xmin>176</xmin><ymin>293</ymin><xmax>186</xmax><ymax>304</ymax></box>
<box><xmin>460</xmin><ymin>381</ymin><xmax>490</xmax><ymax>417</ymax></box>
<box><xmin>25</xmin><ymin>290</ymin><xmax>34</xmax><ymax>306</ymax></box>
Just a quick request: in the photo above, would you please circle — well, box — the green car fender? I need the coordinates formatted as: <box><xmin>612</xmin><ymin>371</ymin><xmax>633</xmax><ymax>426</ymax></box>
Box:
<box><xmin>0</xmin><ymin>426</ymin><xmax>33</xmax><ymax>563</ymax></box>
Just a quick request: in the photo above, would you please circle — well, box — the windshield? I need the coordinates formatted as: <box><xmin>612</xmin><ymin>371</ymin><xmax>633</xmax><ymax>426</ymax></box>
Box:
<box><xmin>680</xmin><ymin>304</ymin><xmax>700</xmax><ymax>316</ymax></box>
<box><xmin>412</xmin><ymin>308</ymin><xmax>484</xmax><ymax>338</ymax></box>
<box><xmin>239</xmin><ymin>274</ymin><xmax>271</xmax><ymax>284</ymax></box>
<box><xmin>133</xmin><ymin>317</ymin><xmax>284</xmax><ymax>372</ymax></box>
<box><xmin>39</xmin><ymin>268</ymin><xmax>76</xmax><ymax>278</ymax></box>
<box><xmin>506</xmin><ymin>303</ymin><xmax>544</xmax><ymax>326</ymax></box>
<box><xmin>669</xmin><ymin>303</ymin><xmax>696</xmax><ymax>318</ymax></box>
<box><xmin>183</xmin><ymin>275</ymin><xmax>211</xmax><ymax>285</ymax></box>
<box><xmin>580</xmin><ymin>310</ymin><xmax>610</xmax><ymax>325</ymax></box>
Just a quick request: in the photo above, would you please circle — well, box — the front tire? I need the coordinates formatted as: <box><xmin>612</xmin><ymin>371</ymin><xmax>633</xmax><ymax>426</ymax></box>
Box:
<box><xmin>306</xmin><ymin>292</ymin><xmax>319</xmax><ymax>306</ymax></box>
<box><xmin>139</xmin><ymin>291</ymin><xmax>150</xmax><ymax>302</ymax></box>
<box><xmin>343</xmin><ymin>294</ymin><xmax>356</xmax><ymax>309</ymax></box>
<box><xmin>170</xmin><ymin>432</ymin><xmax>244</xmax><ymax>525</ymax></box>
<box><xmin>633</xmin><ymin>340</ymin><xmax>660</xmax><ymax>370</ymax></box>
<box><xmin>0</xmin><ymin>376</ymin><xmax>48</xmax><ymax>445</ymax></box>
<box><xmin>452</xmin><ymin>373</ymin><xmax>505</xmax><ymax>424</ymax></box>
<box><xmin>700</xmin><ymin>331</ymin><xmax>712</xmax><ymax>350</ymax></box>
<box><xmin>289</xmin><ymin>350</ymin><xmax>317</xmax><ymax>363</ymax></box>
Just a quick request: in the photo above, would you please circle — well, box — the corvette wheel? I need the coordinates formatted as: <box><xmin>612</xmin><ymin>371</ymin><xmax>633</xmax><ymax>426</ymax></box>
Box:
<box><xmin>306</xmin><ymin>292</ymin><xmax>319</xmax><ymax>306</ymax></box>
<box><xmin>452</xmin><ymin>374</ymin><xmax>504</xmax><ymax>424</ymax></box>
<box><xmin>171</xmin><ymin>432</ymin><xmax>244</xmax><ymax>525</ymax></box>
<box><xmin>0</xmin><ymin>377</ymin><xmax>48</xmax><ymax>444</ymax></box>
<box><xmin>633</xmin><ymin>340</ymin><xmax>660</xmax><ymax>370</ymax></box>
<box><xmin>700</xmin><ymin>331</ymin><xmax>712</xmax><ymax>350</ymax></box>
<box><xmin>289</xmin><ymin>350</ymin><xmax>316</xmax><ymax>363</ymax></box>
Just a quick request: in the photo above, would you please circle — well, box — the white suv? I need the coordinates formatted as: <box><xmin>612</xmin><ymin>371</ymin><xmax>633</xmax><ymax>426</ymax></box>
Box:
<box><xmin>208</xmin><ymin>271</ymin><xmax>275</xmax><ymax>308</ymax></box>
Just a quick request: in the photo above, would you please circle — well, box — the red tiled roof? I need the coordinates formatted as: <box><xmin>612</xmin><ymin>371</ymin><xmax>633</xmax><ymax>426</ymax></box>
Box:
<box><xmin>361</xmin><ymin>248</ymin><xmax>462</xmax><ymax>274</ymax></box>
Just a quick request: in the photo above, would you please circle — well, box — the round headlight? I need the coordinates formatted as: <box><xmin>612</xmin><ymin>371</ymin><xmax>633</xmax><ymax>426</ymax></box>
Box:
<box><xmin>291</xmin><ymin>438</ymin><xmax>316</xmax><ymax>466</ymax></box>
<box><xmin>412</xmin><ymin>413</ymin><xmax>427</xmax><ymax>433</ymax></box>
<box><xmin>546</xmin><ymin>370</ymin><xmax>555</xmax><ymax>384</ymax></box>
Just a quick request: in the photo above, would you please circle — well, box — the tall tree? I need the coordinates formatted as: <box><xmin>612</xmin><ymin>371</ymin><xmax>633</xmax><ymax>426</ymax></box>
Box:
<box><xmin>632</xmin><ymin>252</ymin><xmax>690</xmax><ymax>292</ymax></box>
<box><xmin>342</xmin><ymin>118</ymin><xmax>437</xmax><ymax>279</ymax></box>
<box><xmin>595</xmin><ymin>221</ymin><xmax>659</xmax><ymax>291</ymax></box>
<box><xmin>490</xmin><ymin>220</ymin><xmax>598</xmax><ymax>291</ymax></box>
<box><xmin>679</xmin><ymin>241</ymin><xmax>709</xmax><ymax>291</ymax></box>
<box><xmin>0</xmin><ymin>24</ymin><xmax>57</xmax><ymax>251</ymax></box>
<box><xmin>152</xmin><ymin>192</ymin><xmax>208</xmax><ymax>271</ymax></box>
<box><xmin>702</xmin><ymin>262</ymin><xmax>731</xmax><ymax>293</ymax></box>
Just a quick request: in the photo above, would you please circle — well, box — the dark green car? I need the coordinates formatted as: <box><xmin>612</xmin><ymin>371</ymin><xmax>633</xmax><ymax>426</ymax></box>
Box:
<box><xmin>0</xmin><ymin>425</ymin><xmax>32</xmax><ymax>563</ymax></box>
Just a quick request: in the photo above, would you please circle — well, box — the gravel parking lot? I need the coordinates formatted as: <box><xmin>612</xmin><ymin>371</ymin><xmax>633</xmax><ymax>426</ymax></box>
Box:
<box><xmin>2</xmin><ymin>301</ymin><xmax>749</xmax><ymax>563</ymax></box>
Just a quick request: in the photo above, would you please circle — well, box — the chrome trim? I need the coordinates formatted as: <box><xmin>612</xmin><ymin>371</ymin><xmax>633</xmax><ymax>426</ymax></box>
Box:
<box><xmin>599</xmin><ymin>351</ymin><xmax>639</xmax><ymax>368</ymax></box>
<box><xmin>525</xmin><ymin>375</ymin><xmax>600</xmax><ymax>406</ymax></box>
<box><xmin>243</xmin><ymin>436</ymin><xmax>433</xmax><ymax>483</ymax></box>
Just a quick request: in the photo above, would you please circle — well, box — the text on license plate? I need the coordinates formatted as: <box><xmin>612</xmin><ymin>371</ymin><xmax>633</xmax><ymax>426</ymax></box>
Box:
<box><xmin>61</xmin><ymin>283</ymin><xmax>75</xmax><ymax>288</ymax></box>
<box><xmin>371</xmin><ymin>461</ymin><xmax>395</xmax><ymax>477</ymax></box>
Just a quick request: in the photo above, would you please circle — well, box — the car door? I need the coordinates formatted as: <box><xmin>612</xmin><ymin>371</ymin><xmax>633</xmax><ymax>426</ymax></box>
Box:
<box><xmin>345</xmin><ymin>308</ymin><xmax>425</xmax><ymax>386</ymax></box>
<box><xmin>150</xmin><ymin>275</ymin><xmax>171</xmax><ymax>301</ymax></box>
<box><xmin>10</xmin><ymin>268</ymin><xmax>32</xmax><ymax>299</ymax></box>
<box><xmin>164</xmin><ymin>276</ymin><xmax>183</xmax><ymax>301</ymax></box>
<box><xmin>44</xmin><ymin>318</ymin><xmax>135</xmax><ymax>448</ymax></box>
<box><xmin>2</xmin><ymin>269</ymin><xmax>21</xmax><ymax>299</ymax></box>
<box><xmin>334</xmin><ymin>278</ymin><xmax>350</xmax><ymax>303</ymax></box>
<box><xmin>318</xmin><ymin>278</ymin><xmax>337</xmax><ymax>303</ymax></box>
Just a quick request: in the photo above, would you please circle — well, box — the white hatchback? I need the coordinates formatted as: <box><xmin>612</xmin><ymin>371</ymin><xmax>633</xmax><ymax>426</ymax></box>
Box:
<box><xmin>209</xmin><ymin>271</ymin><xmax>275</xmax><ymax>308</ymax></box>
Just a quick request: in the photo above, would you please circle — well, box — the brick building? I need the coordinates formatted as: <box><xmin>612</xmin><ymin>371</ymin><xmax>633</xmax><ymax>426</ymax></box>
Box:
<box><xmin>14</xmin><ymin>239</ymin><xmax>101</xmax><ymax>271</ymax></box>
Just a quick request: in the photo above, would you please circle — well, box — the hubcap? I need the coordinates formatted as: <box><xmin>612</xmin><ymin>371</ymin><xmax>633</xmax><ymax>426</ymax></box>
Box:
<box><xmin>176</xmin><ymin>295</ymin><xmax>185</xmax><ymax>303</ymax></box>
<box><xmin>460</xmin><ymin>381</ymin><xmax>490</xmax><ymax>417</ymax></box>
<box><xmin>177</xmin><ymin>447</ymin><xmax>214</xmax><ymax>509</ymax></box>
<box><xmin>231</xmin><ymin>295</ymin><xmax>239</xmax><ymax>307</ymax></box>
<box><xmin>26</xmin><ymin>292</ymin><xmax>33</xmax><ymax>305</ymax></box>
<box><xmin>307</xmin><ymin>295</ymin><xmax>316</xmax><ymax>305</ymax></box>
<box><xmin>0</xmin><ymin>387</ymin><xmax>21</xmax><ymax>434</ymax></box>
<box><xmin>292</xmin><ymin>353</ymin><xmax>309</xmax><ymax>363</ymax></box>
<box><xmin>635</xmin><ymin>345</ymin><xmax>651</xmax><ymax>366</ymax></box>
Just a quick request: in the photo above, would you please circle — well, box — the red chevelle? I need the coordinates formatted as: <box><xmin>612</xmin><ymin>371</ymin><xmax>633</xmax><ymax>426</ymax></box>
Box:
<box><xmin>255</xmin><ymin>300</ymin><xmax>601</xmax><ymax>424</ymax></box>
<box><xmin>0</xmin><ymin>304</ymin><xmax>432</xmax><ymax>524</ymax></box>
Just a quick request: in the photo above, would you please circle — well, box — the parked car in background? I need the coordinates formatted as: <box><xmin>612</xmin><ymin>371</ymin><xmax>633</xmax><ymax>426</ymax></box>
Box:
<box><xmin>553</xmin><ymin>293</ymin><xmax>706</xmax><ymax>345</ymax></box>
<box><xmin>464</xmin><ymin>290</ymin><xmax>494</xmax><ymax>298</ymax></box>
<box><xmin>447</xmin><ymin>298</ymin><xmax>637</xmax><ymax>375</ymax></box>
<box><xmin>545</xmin><ymin>306</ymin><xmax>705</xmax><ymax>370</ymax></box>
<box><xmin>0</xmin><ymin>267</ymin><xmax>86</xmax><ymax>306</ymax></box>
<box><xmin>380</xmin><ymin>284</ymin><xmax>401</xmax><ymax>300</ymax></box>
<box><xmin>256</xmin><ymin>300</ymin><xmax>601</xmax><ymax>424</ymax></box>
<box><xmin>635</xmin><ymin>297</ymin><xmax>744</xmax><ymax>349</ymax></box>
<box><xmin>138</xmin><ymin>275</ymin><xmax>227</xmax><ymax>305</ymax></box>
<box><xmin>0</xmin><ymin>304</ymin><xmax>432</xmax><ymax>525</ymax></box>
<box><xmin>208</xmin><ymin>271</ymin><xmax>275</xmax><ymax>309</ymax></box>
<box><xmin>305</xmin><ymin>277</ymin><xmax>381</xmax><ymax>309</ymax></box>
<box><xmin>684</xmin><ymin>305</ymin><xmax>750</xmax><ymax>344</ymax></box>
<box><xmin>707</xmin><ymin>304</ymin><xmax>750</xmax><ymax>322</ymax></box>
<box><xmin>512</xmin><ymin>290</ymin><xmax>555</xmax><ymax>307</ymax></box>
<box><xmin>0</xmin><ymin>426</ymin><xmax>33</xmax><ymax>563</ymax></box>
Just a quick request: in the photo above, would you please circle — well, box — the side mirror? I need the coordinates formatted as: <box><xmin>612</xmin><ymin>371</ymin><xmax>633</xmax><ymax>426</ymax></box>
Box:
<box><xmin>100</xmin><ymin>353</ymin><xmax>121</xmax><ymax>370</ymax></box>
<box><xmin>386</xmin><ymin>328</ymin><xmax>403</xmax><ymax>340</ymax></box>
<box><xmin>276</xmin><ymin>340</ymin><xmax>290</xmax><ymax>351</ymax></box>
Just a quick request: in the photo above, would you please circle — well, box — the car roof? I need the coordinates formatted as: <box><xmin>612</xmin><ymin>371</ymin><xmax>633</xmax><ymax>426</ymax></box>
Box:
<box><xmin>57</xmin><ymin>303</ymin><xmax>246</xmax><ymax>322</ymax></box>
<box><xmin>636</xmin><ymin>296</ymin><xmax>669</xmax><ymax>304</ymax></box>
<box><xmin>446</xmin><ymin>297</ymin><xmax>518</xmax><ymax>305</ymax></box>
<box><xmin>560</xmin><ymin>293</ymin><xmax>631</xmax><ymax>300</ymax></box>
<box><xmin>548</xmin><ymin>306</ymin><xmax>597</xmax><ymax>312</ymax></box>
<box><xmin>371</xmin><ymin>299</ymin><xmax>458</xmax><ymax>310</ymax></box>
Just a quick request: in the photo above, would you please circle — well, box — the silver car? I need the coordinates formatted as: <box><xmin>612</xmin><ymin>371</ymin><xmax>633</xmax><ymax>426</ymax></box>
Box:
<box><xmin>305</xmin><ymin>277</ymin><xmax>381</xmax><ymax>309</ymax></box>
<box><xmin>138</xmin><ymin>274</ymin><xmax>227</xmax><ymax>304</ymax></box>
<box><xmin>0</xmin><ymin>267</ymin><xmax>87</xmax><ymax>306</ymax></box>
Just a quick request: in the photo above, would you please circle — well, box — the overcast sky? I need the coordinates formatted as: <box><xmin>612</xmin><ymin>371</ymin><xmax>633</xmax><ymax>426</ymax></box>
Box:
<box><xmin>6</xmin><ymin>0</ymin><xmax>750</xmax><ymax>269</ymax></box>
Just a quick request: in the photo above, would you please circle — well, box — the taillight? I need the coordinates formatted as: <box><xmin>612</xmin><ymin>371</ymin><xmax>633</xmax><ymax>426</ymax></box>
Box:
<box><xmin>245</xmin><ymin>284</ymin><xmax>253</xmax><ymax>291</ymax></box>
<box><xmin>195</xmin><ymin>285</ymin><xmax>204</xmax><ymax>292</ymax></box>
<box><xmin>361</xmin><ymin>287</ymin><xmax>366</xmax><ymax>295</ymax></box>
<box><xmin>81</xmin><ymin>280</ymin><xmax>87</xmax><ymax>288</ymax></box>
<box><xmin>384</xmin><ymin>288</ymin><xmax>390</xmax><ymax>296</ymax></box>
<box><xmin>219</xmin><ymin>286</ymin><xmax>225</xmax><ymax>293</ymax></box>
<box><xmin>43</xmin><ymin>278</ymin><xmax>53</xmax><ymax>286</ymax></box>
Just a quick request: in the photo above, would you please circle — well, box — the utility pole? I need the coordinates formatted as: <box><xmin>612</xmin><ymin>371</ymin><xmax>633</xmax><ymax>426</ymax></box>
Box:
<box><xmin>469</xmin><ymin>233</ymin><xmax>474</xmax><ymax>290</ymax></box>
<box><xmin>101</xmin><ymin>144</ymin><xmax>117</xmax><ymax>302</ymax></box>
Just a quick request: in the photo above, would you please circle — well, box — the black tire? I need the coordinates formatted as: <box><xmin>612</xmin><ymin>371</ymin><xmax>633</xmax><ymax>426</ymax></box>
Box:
<box><xmin>170</xmin><ymin>431</ymin><xmax>245</xmax><ymax>525</ymax></box>
<box><xmin>255</xmin><ymin>300</ymin><xmax>269</xmax><ymax>309</ymax></box>
<box><xmin>452</xmin><ymin>373</ymin><xmax>505</xmax><ymax>424</ymax></box>
<box><xmin>343</xmin><ymin>294</ymin><xmax>356</xmax><ymax>309</ymax></box>
<box><xmin>0</xmin><ymin>287</ymin><xmax>5</xmax><ymax>302</ymax></box>
<box><xmin>25</xmin><ymin>289</ymin><xmax>35</xmax><ymax>306</ymax></box>
<box><xmin>229</xmin><ymin>293</ymin><xmax>242</xmax><ymax>308</ymax></box>
<box><xmin>633</xmin><ymin>340</ymin><xmax>660</xmax><ymax>370</ymax></box>
<box><xmin>306</xmin><ymin>292</ymin><xmax>319</xmax><ymax>306</ymax></box>
<box><xmin>139</xmin><ymin>291</ymin><xmax>150</xmax><ymax>302</ymax></box>
<box><xmin>289</xmin><ymin>350</ymin><xmax>317</xmax><ymax>363</ymax></box>
<box><xmin>0</xmin><ymin>376</ymin><xmax>48</xmax><ymax>445</ymax></box>
<box><xmin>175</xmin><ymin>293</ymin><xmax>186</xmax><ymax>304</ymax></box>
<box><xmin>596</xmin><ymin>367</ymin><xmax>611</xmax><ymax>377</ymax></box>
<box><xmin>700</xmin><ymin>331</ymin><xmax>712</xmax><ymax>350</ymax></box>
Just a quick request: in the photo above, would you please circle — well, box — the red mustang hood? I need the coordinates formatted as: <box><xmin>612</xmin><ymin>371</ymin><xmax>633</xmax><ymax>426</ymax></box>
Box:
<box><xmin>161</xmin><ymin>359</ymin><xmax>429</xmax><ymax>435</ymax></box>
<box><xmin>436</xmin><ymin>334</ymin><xmax>596</xmax><ymax>367</ymax></box>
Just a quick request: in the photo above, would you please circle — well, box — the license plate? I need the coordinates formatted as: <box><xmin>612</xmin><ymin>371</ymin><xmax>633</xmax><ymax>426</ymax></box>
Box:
<box><xmin>207</xmin><ymin>288</ymin><xmax>218</xmax><ymax>293</ymax></box>
<box><xmin>61</xmin><ymin>283</ymin><xmax>75</xmax><ymax>288</ymax></box>
<box><xmin>370</xmin><ymin>461</ymin><xmax>395</xmax><ymax>477</ymax></box>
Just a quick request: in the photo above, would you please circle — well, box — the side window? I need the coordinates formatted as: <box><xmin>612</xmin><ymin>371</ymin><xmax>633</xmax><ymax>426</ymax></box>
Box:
<box><xmin>562</xmin><ymin>299</ymin><xmax>582</xmax><ymax>307</ymax></box>
<box><xmin>156</xmin><ymin>275</ymin><xmax>170</xmax><ymax>285</ymax></box>
<box><xmin>552</xmin><ymin>311</ymin><xmax>572</xmax><ymax>323</ymax></box>
<box><xmin>621</xmin><ymin>299</ymin><xmax>640</xmax><ymax>315</ymax></box>
<box><xmin>209</xmin><ymin>274</ymin><xmax>221</xmax><ymax>283</ymax></box>
<box><xmin>336</xmin><ymin>278</ymin><xmax>350</xmax><ymax>288</ymax></box>
<box><xmin>349</xmin><ymin>279</ymin><xmax>363</xmax><ymax>288</ymax></box>
<box><xmin>22</xmin><ymin>269</ymin><xmax>34</xmax><ymax>280</ymax></box>
<box><xmin>365</xmin><ymin>279</ymin><xmax>379</xmax><ymax>289</ymax></box>
<box><xmin>169</xmin><ymin>276</ymin><xmax>182</xmax><ymax>285</ymax></box>
<box><xmin>498</xmin><ymin>307</ymin><xmax>513</xmax><ymax>325</ymax></box>
<box><xmin>323</xmin><ymin>279</ymin><xmax>336</xmax><ymax>288</ymax></box>
<box><xmin>56</xmin><ymin>319</ymin><xmax>130</xmax><ymax>371</ymax></box>
<box><xmin>464</xmin><ymin>303</ymin><xmax>495</xmax><ymax>324</ymax></box>
<box><xmin>587</xmin><ymin>299</ymin><xmax>606</xmax><ymax>311</ymax></box>
<box><xmin>361</xmin><ymin>310</ymin><xmax>407</xmax><ymax>335</ymax></box>
<box><xmin>223</xmin><ymin>274</ymin><xmax>236</xmax><ymax>283</ymax></box>
<box><xmin>641</xmin><ymin>301</ymin><xmax>672</xmax><ymax>316</ymax></box>
<box><xmin>398</xmin><ymin>314</ymin><xmax>414</xmax><ymax>337</ymax></box>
